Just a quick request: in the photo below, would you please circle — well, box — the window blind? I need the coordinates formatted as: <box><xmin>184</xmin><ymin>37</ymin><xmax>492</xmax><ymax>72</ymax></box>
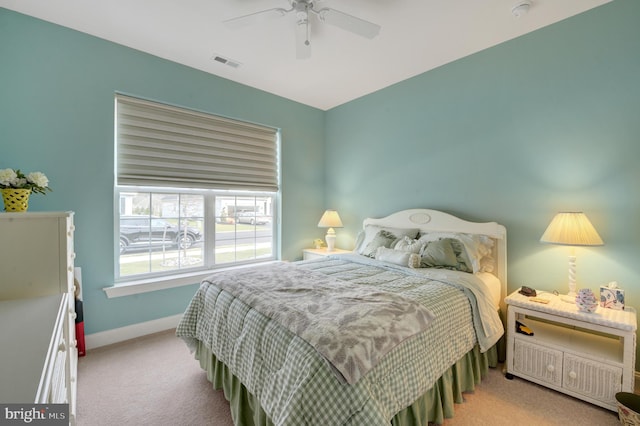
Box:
<box><xmin>116</xmin><ymin>94</ymin><xmax>279</xmax><ymax>192</ymax></box>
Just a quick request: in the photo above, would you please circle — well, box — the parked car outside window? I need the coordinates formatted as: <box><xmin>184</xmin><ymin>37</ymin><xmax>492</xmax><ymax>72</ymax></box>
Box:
<box><xmin>235</xmin><ymin>211</ymin><xmax>271</xmax><ymax>225</ymax></box>
<box><xmin>119</xmin><ymin>216</ymin><xmax>202</xmax><ymax>253</ymax></box>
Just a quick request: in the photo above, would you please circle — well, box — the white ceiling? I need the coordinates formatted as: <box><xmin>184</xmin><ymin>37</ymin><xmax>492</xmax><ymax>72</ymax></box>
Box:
<box><xmin>1</xmin><ymin>0</ymin><xmax>611</xmax><ymax>110</ymax></box>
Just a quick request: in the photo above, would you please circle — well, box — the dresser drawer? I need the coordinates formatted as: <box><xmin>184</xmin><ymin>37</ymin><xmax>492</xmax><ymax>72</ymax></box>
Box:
<box><xmin>513</xmin><ymin>338</ymin><xmax>563</xmax><ymax>386</ymax></box>
<box><xmin>563</xmin><ymin>353</ymin><xmax>622</xmax><ymax>405</ymax></box>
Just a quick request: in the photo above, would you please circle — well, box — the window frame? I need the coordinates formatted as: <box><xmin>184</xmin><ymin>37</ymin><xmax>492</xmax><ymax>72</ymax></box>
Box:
<box><xmin>109</xmin><ymin>187</ymin><xmax>279</xmax><ymax>298</ymax></box>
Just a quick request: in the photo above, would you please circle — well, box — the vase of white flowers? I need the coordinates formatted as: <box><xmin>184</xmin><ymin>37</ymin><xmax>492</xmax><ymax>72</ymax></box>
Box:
<box><xmin>0</xmin><ymin>168</ymin><xmax>52</xmax><ymax>212</ymax></box>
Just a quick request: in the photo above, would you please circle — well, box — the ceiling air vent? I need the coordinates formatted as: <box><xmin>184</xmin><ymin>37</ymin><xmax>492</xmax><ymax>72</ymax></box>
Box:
<box><xmin>212</xmin><ymin>54</ymin><xmax>241</xmax><ymax>69</ymax></box>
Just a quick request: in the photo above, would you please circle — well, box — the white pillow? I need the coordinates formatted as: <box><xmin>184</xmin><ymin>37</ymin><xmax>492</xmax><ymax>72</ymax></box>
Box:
<box><xmin>354</xmin><ymin>225</ymin><xmax>420</xmax><ymax>256</ymax></box>
<box><xmin>375</xmin><ymin>247</ymin><xmax>421</xmax><ymax>268</ymax></box>
<box><xmin>418</xmin><ymin>232</ymin><xmax>494</xmax><ymax>273</ymax></box>
<box><xmin>480</xmin><ymin>252</ymin><xmax>495</xmax><ymax>273</ymax></box>
<box><xmin>394</xmin><ymin>236</ymin><xmax>424</xmax><ymax>253</ymax></box>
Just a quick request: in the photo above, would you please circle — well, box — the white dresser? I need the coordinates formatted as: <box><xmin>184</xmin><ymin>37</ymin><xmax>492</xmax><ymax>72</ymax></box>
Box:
<box><xmin>0</xmin><ymin>212</ymin><xmax>77</xmax><ymax>425</ymax></box>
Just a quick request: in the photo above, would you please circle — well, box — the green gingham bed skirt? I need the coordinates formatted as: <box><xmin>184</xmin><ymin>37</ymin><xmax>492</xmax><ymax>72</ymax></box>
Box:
<box><xmin>195</xmin><ymin>340</ymin><xmax>498</xmax><ymax>425</ymax></box>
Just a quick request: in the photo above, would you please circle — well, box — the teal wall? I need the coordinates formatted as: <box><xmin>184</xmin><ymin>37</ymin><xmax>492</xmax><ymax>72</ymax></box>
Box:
<box><xmin>0</xmin><ymin>8</ymin><xmax>325</xmax><ymax>334</ymax></box>
<box><xmin>2</xmin><ymin>0</ymin><xmax>640</xmax><ymax>365</ymax></box>
<box><xmin>326</xmin><ymin>0</ymin><xmax>640</xmax><ymax>360</ymax></box>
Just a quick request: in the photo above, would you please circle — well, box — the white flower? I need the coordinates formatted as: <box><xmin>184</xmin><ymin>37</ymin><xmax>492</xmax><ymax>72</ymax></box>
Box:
<box><xmin>0</xmin><ymin>167</ymin><xmax>52</xmax><ymax>194</ymax></box>
<box><xmin>0</xmin><ymin>168</ymin><xmax>17</xmax><ymax>186</ymax></box>
<box><xmin>27</xmin><ymin>172</ymin><xmax>49</xmax><ymax>188</ymax></box>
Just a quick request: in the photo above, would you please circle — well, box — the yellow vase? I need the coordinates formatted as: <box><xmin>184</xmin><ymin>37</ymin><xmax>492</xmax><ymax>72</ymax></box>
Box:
<box><xmin>2</xmin><ymin>188</ymin><xmax>32</xmax><ymax>212</ymax></box>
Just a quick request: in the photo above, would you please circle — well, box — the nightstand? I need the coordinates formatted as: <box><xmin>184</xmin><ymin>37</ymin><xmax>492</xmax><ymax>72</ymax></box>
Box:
<box><xmin>505</xmin><ymin>289</ymin><xmax>637</xmax><ymax>411</ymax></box>
<box><xmin>302</xmin><ymin>247</ymin><xmax>350</xmax><ymax>260</ymax></box>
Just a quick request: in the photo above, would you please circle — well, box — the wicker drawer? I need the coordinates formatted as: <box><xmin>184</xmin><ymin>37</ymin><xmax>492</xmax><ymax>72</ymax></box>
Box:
<box><xmin>563</xmin><ymin>353</ymin><xmax>622</xmax><ymax>405</ymax></box>
<box><xmin>513</xmin><ymin>338</ymin><xmax>563</xmax><ymax>387</ymax></box>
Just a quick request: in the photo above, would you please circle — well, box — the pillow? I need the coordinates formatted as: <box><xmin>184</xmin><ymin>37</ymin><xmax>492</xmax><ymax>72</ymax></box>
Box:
<box><xmin>361</xmin><ymin>230</ymin><xmax>400</xmax><ymax>258</ymax></box>
<box><xmin>375</xmin><ymin>247</ymin><xmax>421</xmax><ymax>268</ymax></box>
<box><xmin>480</xmin><ymin>252</ymin><xmax>495</xmax><ymax>273</ymax></box>
<box><xmin>457</xmin><ymin>233</ymin><xmax>494</xmax><ymax>273</ymax></box>
<box><xmin>394</xmin><ymin>236</ymin><xmax>424</xmax><ymax>253</ymax></box>
<box><xmin>408</xmin><ymin>253</ymin><xmax>421</xmax><ymax>268</ymax></box>
<box><xmin>355</xmin><ymin>225</ymin><xmax>420</xmax><ymax>257</ymax></box>
<box><xmin>419</xmin><ymin>239</ymin><xmax>458</xmax><ymax>268</ymax></box>
<box><xmin>448</xmin><ymin>238</ymin><xmax>475</xmax><ymax>273</ymax></box>
<box><xmin>418</xmin><ymin>232</ymin><xmax>494</xmax><ymax>273</ymax></box>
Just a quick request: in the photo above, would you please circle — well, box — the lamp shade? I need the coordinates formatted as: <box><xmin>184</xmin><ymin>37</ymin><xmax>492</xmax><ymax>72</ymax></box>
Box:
<box><xmin>317</xmin><ymin>210</ymin><xmax>343</xmax><ymax>228</ymax></box>
<box><xmin>540</xmin><ymin>212</ymin><xmax>603</xmax><ymax>246</ymax></box>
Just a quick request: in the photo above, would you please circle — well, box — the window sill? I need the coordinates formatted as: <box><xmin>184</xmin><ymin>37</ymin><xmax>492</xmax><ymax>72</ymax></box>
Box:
<box><xmin>103</xmin><ymin>261</ymin><xmax>279</xmax><ymax>298</ymax></box>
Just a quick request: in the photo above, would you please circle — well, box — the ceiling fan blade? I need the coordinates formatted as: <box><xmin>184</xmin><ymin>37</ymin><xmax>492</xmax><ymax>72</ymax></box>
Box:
<box><xmin>295</xmin><ymin>19</ymin><xmax>311</xmax><ymax>59</ymax></box>
<box><xmin>223</xmin><ymin>8</ymin><xmax>289</xmax><ymax>29</ymax></box>
<box><xmin>316</xmin><ymin>8</ymin><xmax>380</xmax><ymax>39</ymax></box>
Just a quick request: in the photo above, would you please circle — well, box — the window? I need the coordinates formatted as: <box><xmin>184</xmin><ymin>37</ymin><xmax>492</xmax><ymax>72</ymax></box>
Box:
<box><xmin>116</xmin><ymin>190</ymin><xmax>275</xmax><ymax>279</ymax></box>
<box><xmin>115</xmin><ymin>95</ymin><xmax>279</xmax><ymax>284</ymax></box>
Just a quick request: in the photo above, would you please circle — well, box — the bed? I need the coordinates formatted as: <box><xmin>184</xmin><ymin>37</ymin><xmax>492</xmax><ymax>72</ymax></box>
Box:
<box><xmin>177</xmin><ymin>208</ymin><xmax>507</xmax><ymax>425</ymax></box>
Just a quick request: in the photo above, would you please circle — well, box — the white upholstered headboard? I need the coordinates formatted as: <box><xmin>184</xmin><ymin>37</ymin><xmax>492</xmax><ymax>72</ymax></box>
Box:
<box><xmin>363</xmin><ymin>209</ymin><xmax>508</xmax><ymax>308</ymax></box>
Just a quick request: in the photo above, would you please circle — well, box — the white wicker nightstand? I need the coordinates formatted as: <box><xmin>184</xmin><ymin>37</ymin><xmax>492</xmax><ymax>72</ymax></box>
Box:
<box><xmin>302</xmin><ymin>247</ymin><xmax>350</xmax><ymax>260</ymax></box>
<box><xmin>505</xmin><ymin>289</ymin><xmax>636</xmax><ymax>411</ymax></box>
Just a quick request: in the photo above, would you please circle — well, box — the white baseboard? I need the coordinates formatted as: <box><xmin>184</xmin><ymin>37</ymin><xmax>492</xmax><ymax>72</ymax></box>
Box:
<box><xmin>85</xmin><ymin>314</ymin><xmax>183</xmax><ymax>350</ymax></box>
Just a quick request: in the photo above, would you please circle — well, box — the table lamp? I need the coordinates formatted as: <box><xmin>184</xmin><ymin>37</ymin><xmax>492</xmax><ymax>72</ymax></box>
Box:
<box><xmin>540</xmin><ymin>212</ymin><xmax>603</xmax><ymax>302</ymax></box>
<box><xmin>317</xmin><ymin>209</ymin><xmax>343</xmax><ymax>252</ymax></box>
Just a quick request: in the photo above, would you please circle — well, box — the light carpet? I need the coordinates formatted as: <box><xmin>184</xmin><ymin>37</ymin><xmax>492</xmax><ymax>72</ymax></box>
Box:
<box><xmin>77</xmin><ymin>329</ymin><xmax>621</xmax><ymax>425</ymax></box>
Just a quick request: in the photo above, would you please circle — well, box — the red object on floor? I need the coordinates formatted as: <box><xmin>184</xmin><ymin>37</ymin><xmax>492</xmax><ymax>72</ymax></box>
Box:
<box><xmin>76</xmin><ymin>322</ymin><xmax>86</xmax><ymax>357</ymax></box>
<box><xmin>75</xmin><ymin>298</ymin><xmax>86</xmax><ymax>357</ymax></box>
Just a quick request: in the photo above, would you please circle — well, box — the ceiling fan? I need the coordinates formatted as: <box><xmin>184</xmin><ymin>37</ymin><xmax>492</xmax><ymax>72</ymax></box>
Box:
<box><xmin>223</xmin><ymin>0</ymin><xmax>381</xmax><ymax>59</ymax></box>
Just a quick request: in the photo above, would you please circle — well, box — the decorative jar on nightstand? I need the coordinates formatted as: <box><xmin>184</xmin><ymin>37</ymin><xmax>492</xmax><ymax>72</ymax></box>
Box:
<box><xmin>302</xmin><ymin>247</ymin><xmax>350</xmax><ymax>260</ymax></box>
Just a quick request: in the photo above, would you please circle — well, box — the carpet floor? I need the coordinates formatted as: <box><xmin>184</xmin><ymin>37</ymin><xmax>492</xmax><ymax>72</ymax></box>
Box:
<box><xmin>77</xmin><ymin>329</ymin><xmax>621</xmax><ymax>425</ymax></box>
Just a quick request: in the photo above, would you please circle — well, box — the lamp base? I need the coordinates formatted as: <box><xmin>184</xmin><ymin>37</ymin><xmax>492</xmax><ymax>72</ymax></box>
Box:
<box><xmin>325</xmin><ymin>230</ymin><xmax>336</xmax><ymax>252</ymax></box>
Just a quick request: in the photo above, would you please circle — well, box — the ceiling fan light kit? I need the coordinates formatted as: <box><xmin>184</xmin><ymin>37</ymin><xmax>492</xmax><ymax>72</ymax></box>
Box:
<box><xmin>224</xmin><ymin>0</ymin><xmax>381</xmax><ymax>59</ymax></box>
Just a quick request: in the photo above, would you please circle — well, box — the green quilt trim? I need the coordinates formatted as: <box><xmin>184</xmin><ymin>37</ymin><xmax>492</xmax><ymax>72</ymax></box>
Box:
<box><xmin>195</xmin><ymin>341</ymin><xmax>497</xmax><ymax>426</ymax></box>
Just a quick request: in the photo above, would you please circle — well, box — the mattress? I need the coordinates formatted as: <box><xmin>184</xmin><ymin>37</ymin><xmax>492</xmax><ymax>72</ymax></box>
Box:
<box><xmin>477</xmin><ymin>271</ymin><xmax>502</xmax><ymax>309</ymax></box>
